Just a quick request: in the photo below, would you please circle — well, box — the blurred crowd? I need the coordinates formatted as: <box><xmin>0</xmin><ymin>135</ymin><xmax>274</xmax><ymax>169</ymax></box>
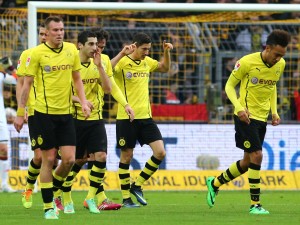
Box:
<box><xmin>0</xmin><ymin>0</ymin><xmax>295</xmax><ymax>8</ymax></box>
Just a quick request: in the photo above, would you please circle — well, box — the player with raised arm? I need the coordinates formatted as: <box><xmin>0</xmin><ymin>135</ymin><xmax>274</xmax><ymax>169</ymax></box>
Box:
<box><xmin>14</xmin><ymin>16</ymin><xmax>90</xmax><ymax>219</ymax></box>
<box><xmin>205</xmin><ymin>29</ymin><xmax>291</xmax><ymax>215</ymax></box>
<box><xmin>113</xmin><ymin>32</ymin><xmax>173</xmax><ymax>207</ymax></box>
<box><xmin>60</xmin><ymin>29</ymin><xmax>134</xmax><ymax>214</ymax></box>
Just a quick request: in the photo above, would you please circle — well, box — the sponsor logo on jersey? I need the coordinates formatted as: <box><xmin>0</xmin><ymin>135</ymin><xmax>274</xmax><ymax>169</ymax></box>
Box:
<box><xmin>44</xmin><ymin>65</ymin><xmax>51</xmax><ymax>72</ymax></box>
<box><xmin>251</xmin><ymin>77</ymin><xmax>258</xmax><ymax>84</ymax></box>
<box><xmin>251</xmin><ymin>77</ymin><xmax>276</xmax><ymax>86</ymax></box>
<box><xmin>51</xmin><ymin>64</ymin><xmax>72</xmax><ymax>71</ymax></box>
<box><xmin>82</xmin><ymin>78</ymin><xmax>99</xmax><ymax>84</ymax></box>
<box><xmin>126</xmin><ymin>71</ymin><xmax>150</xmax><ymax>79</ymax></box>
<box><xmin>132</xmin><ymin>72</ymin><xmax>149</xmax><ymax>77</ymax></box>
<box><xmin>43</xmin><ymin>64</ymin><xmax>73</xmax><ymax>72</ymax></box>
<box><xmin>258</xmin><ymin>79</ymin><xmax>277</xmax><ymax>85</ymax></box>
<box><xmin>126</xmin><ymin>72</ymin><xmax>132</xmax><ymax>79</ymax></box>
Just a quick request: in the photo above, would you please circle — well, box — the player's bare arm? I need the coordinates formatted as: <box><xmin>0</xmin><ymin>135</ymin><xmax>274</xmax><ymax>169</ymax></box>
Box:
<box><xmin>156</xmin><ymin>40</ymin><xmax>173</xmax><ymax>73</ymax></box>
<box><xmin>93</xmin><ymin>50</ymin><xmax>112</xmax><ymax>94</ymax></box>
<box><xmin>110</xmin><ymin>43</ymin><xmax>135</xmax><ymax>68</ymax></box>
<box><xmin>15</xmin><ymin>76</ymin><xmax>24</xmax><ymax>104</ymax></box>
<box><xmin>72</xmin><ymin>96</ymin><xmax>94</xmax><ymax>111</ymax></box>
<box><xmin>14</xmin><ymin>76</ymin><xmax>33</xmax><ymax>132</ymax></box>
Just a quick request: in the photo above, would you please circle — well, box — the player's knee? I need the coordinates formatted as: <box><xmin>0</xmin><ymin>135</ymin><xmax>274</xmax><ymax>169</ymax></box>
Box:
<box><xmin>94</xmin><ymin>152</ymin><xmax>107</xmax><ymax>162</ymax></box>
<box><xmin>154</xmin><ymin>149</ymin><xmax>166</xmax><ymax>161</ymax></box>
<box><xmin>61</xmin><ymin>156</ymin><xmax>75</xmax><ymax>169</ymax></box>
<box><xmin>120</xmin><ymin>150</ymin><xmax>133</xmax><ymax>164</ymax></box>
<box><xmin>75</xmin><ymin>158</ymin><xmax>87</xmax><ymax>167</ymax></box>
<box><xmin>32</xmin><ymin>156</ymin><xmax>42</xmax><ymax>166</ymax></box>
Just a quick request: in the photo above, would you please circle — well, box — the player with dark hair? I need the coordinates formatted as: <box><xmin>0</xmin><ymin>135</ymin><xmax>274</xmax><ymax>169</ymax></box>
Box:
<box><xmin>60</xmin><ymin>29</ymin><xmax>134</xmax><ymax>213</ymax></box>
<box><xmin>206</xmin><ymin>29</ymin><xmax>291</xmax><ymax>215</ymax></box>
<box><xmin>113</xmin><ymin>32</ymin><xmax>173</xmax><ymax>207</ymax></box>
<box><xmin>14</xmin><ymin>16</ymin><xmax>90</xmax><ymax>219</ymax></box>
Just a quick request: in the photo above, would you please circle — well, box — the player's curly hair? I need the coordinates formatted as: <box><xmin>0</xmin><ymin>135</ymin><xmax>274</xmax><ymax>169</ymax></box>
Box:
<box><xmin>266</xmin><ymin>29</ymin><xmax>291</xmax><ymax>47</ymax></box>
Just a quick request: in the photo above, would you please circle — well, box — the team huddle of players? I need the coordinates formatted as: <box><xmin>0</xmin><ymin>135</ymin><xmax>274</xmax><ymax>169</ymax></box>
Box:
<box><xmin>13</xmin><ymin>15</ymin><xmax>173</xmax><ymax>219</ymax></box>
<box><xmin>12</xmin><ymin>14</ymin><xmax>292</xmax><ymax>219</ymax></box>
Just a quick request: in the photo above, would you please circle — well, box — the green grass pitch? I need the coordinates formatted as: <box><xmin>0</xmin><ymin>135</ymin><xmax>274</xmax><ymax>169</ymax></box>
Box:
<box><xmin>0</xmin><ymin>190</ymin><xmax>299</xmax><ymax>225</ymax></box>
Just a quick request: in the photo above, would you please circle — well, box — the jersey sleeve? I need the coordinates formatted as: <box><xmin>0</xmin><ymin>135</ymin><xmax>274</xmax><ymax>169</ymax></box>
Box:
<box><xmin>25</xmin><ymin>48</ymin><xmax>39</xmax><ymax>77</ymax></box>
<box><xmin>110</xmin><ymin>76</ymin><xmax>127</xmax><ymax>107</ymax></box>
<box><xmin>16</xmin><ymin>50</ymin><xmax>28</xmax><ymax>77</ymax></box>
<box><xmin>230</xmin><ymin>58</ymin><xmax>248</xmax><ymax>81</ymax></box>
<box><xmin>225</xmin><ymin>59</ymin><xmax>249</xmax><ymax>113</ymax></box>
<box><xmin>145</xmin><ymin>57</ymin><xmax>159</xmax><ymax>72</ymax></box>
<box><xmin>72</xmin><ymin>46</ymin><xmax>81</xmax><ymax>72</ymax></box>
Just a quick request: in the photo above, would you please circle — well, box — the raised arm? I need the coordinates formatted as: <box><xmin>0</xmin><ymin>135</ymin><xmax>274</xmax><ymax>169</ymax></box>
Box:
<box><xmin>110</xmin><ymin>43</ymin><xmax>135</xmax><ymax>69</ymax></box>
<box><xmin>93</xmin><ymin>50</ymin><xmax>112</xmax><ymax>93</ymax></box>
<box><xmin>155</xmin><ymin>40</ymin><xmax>173</xmax><ymax>73</ymax></box>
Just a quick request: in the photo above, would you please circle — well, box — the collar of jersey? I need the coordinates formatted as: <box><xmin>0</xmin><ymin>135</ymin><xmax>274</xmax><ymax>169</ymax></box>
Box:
<box><xmin>44</xmin><ymin>42</ymin><xmax>63</xmax><ymax>54</ymax></box>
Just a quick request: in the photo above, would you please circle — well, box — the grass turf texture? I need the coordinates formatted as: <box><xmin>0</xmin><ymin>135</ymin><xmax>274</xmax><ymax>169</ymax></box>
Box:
<box><xmin>0</xmin><ymin>190</ymin><xmax>299</xmax><ymax>225</ymax></box>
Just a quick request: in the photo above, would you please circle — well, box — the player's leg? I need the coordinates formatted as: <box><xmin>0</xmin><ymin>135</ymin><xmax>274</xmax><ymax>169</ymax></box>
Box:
<box><xmin>61</xmin><ymin>158</ymin><xmax>86</xmax><ymax>214</ymax></box>
<box><xmin>22</xmin><ymin>114</ymin><xmax>42</xmax><ymax>208</ymax></box>
<box><xmin>206</xmin><ymin>115</ymin><xmax>248</xmax><ymax>208</ymax></box>
<box><xmin>131</xmin><ymin>119</ymin><xmax>166</xmax><ymax>206</ymax></box>
<box><xmin>52</xmin><ymin>114</ymin><xmax>76</xmax><ymax>203</ymax></box>
<box><xmin>116</xmin><ymin>120</ymin><xmax>140</xmax><ymax>208</ymax></box>
<box><xmin>248</xmin><ymin>120</ymin><xmax>269</xmax><ymax>214</ymax></box>
<box><xmin>89</xmin><ymin>152</ymin><xmax>122</xmax><ymax>210</ymax></box>
<box><xmin>33</xmin><ymin>111</ymin><xmax>58</xmax><ymax>219</ymax></box>
<box><xmin>206</xmin><ymin>157</ymin><xmax>248</xmax><ymax>208</ymax></box>
<box><xmin>40</xmin><ymin>148</ymin><xmax>58</xmax><ymax>219</ymax></box>
<box><xmin>83</xmin><ymin>120</ymin><xmax>109</xmax><ymax>213</ymax></box>
<box><xmin>22</xmin><ymin>148</ymin><xmax>42</xmax><ymax>208</ymax></box>
<box><xmin>119</xmin><ymin>148</ymin><xmax>140</xmax><ymax>208</ymax></box>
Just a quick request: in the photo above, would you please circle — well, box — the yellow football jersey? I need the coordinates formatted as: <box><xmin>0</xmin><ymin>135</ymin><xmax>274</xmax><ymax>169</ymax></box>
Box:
<box><xmin>26</xmin><ymin>42</ymin><xmax>81</xmax><ymax>115</ymax></box>
<box><xmin>113</xmin><ymin>55</ymin><xmax>158</xmax><ymax>119</ymax></box>
<box><xmin>230</xmin><ymin>52</ymin><xmax>285</xmax><ymax>121</ymax></box>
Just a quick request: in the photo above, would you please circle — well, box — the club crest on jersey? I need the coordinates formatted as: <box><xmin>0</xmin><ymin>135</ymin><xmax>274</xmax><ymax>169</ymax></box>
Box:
<box><xmin>44</xmin><ymin>65</ymin><xmax>51</xmax><ymax>72</ymax></box>
<box><xmin>251</xmin><ymin>77</ymin><xmax>258</xmax><ymax>84</ymax></box>
<box><xmin>234</xmin><ymin>61</ymin><xmax>240</xmax><ymax>70</ymax></box>
<box><xmin>126</xmin><ymin>72</ymin><xmax>132</xmax><ymax>79</ymax></box>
